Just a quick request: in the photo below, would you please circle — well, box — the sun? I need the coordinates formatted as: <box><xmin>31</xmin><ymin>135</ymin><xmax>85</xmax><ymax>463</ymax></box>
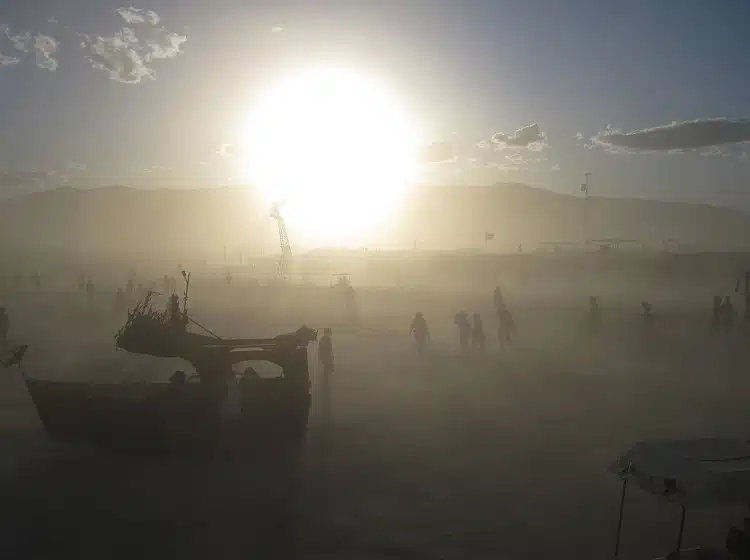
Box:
<box><xmin>241</xmin><ymin>66</ymin><xmax>421</xmax><ymax>247</ymax></box>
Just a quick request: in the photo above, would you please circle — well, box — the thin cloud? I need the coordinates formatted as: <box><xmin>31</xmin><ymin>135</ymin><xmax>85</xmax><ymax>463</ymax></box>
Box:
<box><xmin>490</xmin><ymin>123</ymin><xmax>547</xmax><ymax>151</ymax></box>
<box><xmin>34</xmin><ymin>34</ymin><xmax>58</xmax><ymax>71</ymax></box>
<box><xmin>84</xmin><ymin>8</ymin><xmax>186</xmax><ymax>83</ymax></box>
<box><xmin>4</xmin><ymin>28</ymin><xmax>31</xmax><ymax>52</ymax></box>
<box><xmin>1</xmin><ymin>25</ymin><xmax>59</xmax><ymax>71</ymax></box>
<box><xmin>591</xmin><ymin>118</ymin><xmax>750</xmax><ymax>153</ymax></box>
<box><xmin>0</xmin><ymin>52</ymin><xmax>19</xmax><ymax>66</ymax></box>
<box><xmin>116</xmin><ymin>7</ymin><xmax>160</xmax><ymax>26</ymax></box>
<box><xmin>84</xmin><ymin>28</ymin><xmax>152</xmax><ymax>83</ymax></box>
<box><xmin>142</xmin><ymin>27</ymin><xmax>186</xmax><ymax>61</ymax></box>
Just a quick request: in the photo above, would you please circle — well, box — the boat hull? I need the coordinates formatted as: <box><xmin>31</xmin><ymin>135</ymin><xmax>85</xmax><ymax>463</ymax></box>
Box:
<box><xmin>25</xmin><ymin>377</ymin><xmax>311</xmax><ymax>456</ymax></box>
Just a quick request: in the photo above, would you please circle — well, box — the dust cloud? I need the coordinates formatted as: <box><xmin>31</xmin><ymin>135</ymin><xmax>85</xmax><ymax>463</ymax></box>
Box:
<box><xmin>0</xmin><ymin>250</ymin><xmax>747</xmax><ymax>559</ymax></box>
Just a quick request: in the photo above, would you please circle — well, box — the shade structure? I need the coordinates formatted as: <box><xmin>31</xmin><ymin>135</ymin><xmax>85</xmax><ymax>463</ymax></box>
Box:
<box><xmin>608</xmin><ymin>438</ymin><xmax>750</xmax><ymax>507</ymax></box>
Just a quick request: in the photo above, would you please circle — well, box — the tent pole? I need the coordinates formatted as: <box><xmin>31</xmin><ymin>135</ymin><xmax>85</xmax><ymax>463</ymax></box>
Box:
<box><xmin>614</xmin><ymin>478</ymin><xmax>627</xmax><ymax>558</ymax></box>
<box><xmin>675</xmin><ymin>505</ymin><xmax>686</xmax><ymax>553</ymax></box>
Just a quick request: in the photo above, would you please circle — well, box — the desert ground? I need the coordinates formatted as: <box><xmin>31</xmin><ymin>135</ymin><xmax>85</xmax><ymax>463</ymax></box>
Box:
<box><xmin>0</xmin><ymin>260</ymin><xmax>748</xmax><ymax>559</ymax></box>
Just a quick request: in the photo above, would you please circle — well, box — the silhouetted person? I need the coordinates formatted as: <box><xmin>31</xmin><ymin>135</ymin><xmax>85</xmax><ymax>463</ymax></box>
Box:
<box><xmin>641</xmin><ymin>301</ymin><xmax>654</xmax><ymax>334</ymax></box>
<box><xmin>472</xmin><ymin>312</ymin><xmax>486</xmax><ymax>352</ymax></box>
<box><xmin>78</xmin><ymin>274</ymin><xmax>85</xmax><ymax>293</ymax></box>
<box><xmin>723</xmin><ymin>295</ymin><xmax>735</xmax><ymax>334</ymax></box>
<box><xmin>318</xmin><ymin>328</ymin><xmax>334</xmax><ymax>378</ymax></box>
<box><xmin>115</xmin><ymin>288</ymin><xmax>126</xmax><ymax>313</ymax></box>
<box><xmin>0</xmin><ymin>307</ymin><xmax>9</xmax><ymax>347</ymax></box>
<box><xmin>169</xmin><ymin>369</ymin><xmax>187</xmax><ymax>386</ymax></box>
<box><xmin>493</xmin><ymin>286</ymin><xmax>504</xmax><ymax>309</ymax></box>
<box><xmin>345</xmin><ymin>284</ymin><xmax>358</xmax><ymax>324</ymax></box>
<box><xmin>86</xmin><ymin>278</ymin><xmax>95</xmax><ymax>302</ymax></box>
<box><xmin>497</xmin><ymin>302</ymin><xmax>515</xmax><ymax>345</ymax></box>
<box><xmin>167</xmin><ymin>294</ymin><xmax>187</xmax><ymax>331</ymax></box>
<box><xmin>410</xmin><ymin>312</ymin><xmax>430</xmax><ymax>355</ymax></box>
<box><xmin>226</xmin><ymin>271</ymin><xmax>232</xmax><ymax>285</ymax></box>
<box><xmin>712</xmin><ymin>295</ymin><xmax>723</xmax><ymax>333</ymax></box>
<box><xmin>454</xmin><ymin>311</ymin><xmax>471</xmax><ymax>352</ymax></box>
<box><xmin>588</xmin><ymin>296</ymin><xmax>600</xmax><ymax>334</ymax></box>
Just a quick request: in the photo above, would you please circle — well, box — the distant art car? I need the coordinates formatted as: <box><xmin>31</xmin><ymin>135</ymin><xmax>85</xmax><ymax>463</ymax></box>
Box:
<box><xmin>7</xmin><ymin>279</ymin><xmax>318</xmax><ymax>458</ymax></box>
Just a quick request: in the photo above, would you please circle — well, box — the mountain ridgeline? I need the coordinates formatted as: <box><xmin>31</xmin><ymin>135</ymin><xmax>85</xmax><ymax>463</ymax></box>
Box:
<box><xmin>1</xmin><ymin>183</ymin><xmax>750</xmax><ymax>258</ymax></box>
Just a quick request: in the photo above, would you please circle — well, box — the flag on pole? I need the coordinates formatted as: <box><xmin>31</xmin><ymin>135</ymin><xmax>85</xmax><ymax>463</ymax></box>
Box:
<box><xmin>485</xmin><ymin>232</ymin><xmax>495</xmax><ymax>241</ymax></box>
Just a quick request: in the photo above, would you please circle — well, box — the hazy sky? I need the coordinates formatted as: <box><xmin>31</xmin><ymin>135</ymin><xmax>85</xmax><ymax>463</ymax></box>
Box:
<box><xmin>2</xmin><ymin>0</ymin><xmax>750</xmax><ymax>208</ymax></box>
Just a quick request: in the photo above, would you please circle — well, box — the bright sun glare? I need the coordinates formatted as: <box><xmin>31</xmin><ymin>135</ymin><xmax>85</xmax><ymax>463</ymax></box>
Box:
<box><xmin>242</xmin><ymin>66</ymin><xmax>420</xmax><ymax>247</ymax></box>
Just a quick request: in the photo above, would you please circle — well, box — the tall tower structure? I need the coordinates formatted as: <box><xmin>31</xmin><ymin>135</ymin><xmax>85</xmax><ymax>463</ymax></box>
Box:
<box><xmin>269</xmin><ymin>203</ymin><xmax>292</xmax><ymax>280</ymax></box>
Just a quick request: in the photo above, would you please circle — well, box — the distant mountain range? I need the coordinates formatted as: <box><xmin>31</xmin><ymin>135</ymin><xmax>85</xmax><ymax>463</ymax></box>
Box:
<box><xmin>1</xmin><ymin>184</ymin><xmax>749</xmax><ymax>257</ymax></box>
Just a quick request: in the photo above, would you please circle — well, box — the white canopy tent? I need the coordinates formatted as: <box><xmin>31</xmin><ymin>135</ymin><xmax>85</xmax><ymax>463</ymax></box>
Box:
<box><xmin>608</xmin><ymin>438</ymin><xmax>750</xmax><ymax>558</ymax></box>
<box><xmin>609</xmin><ymin>438</ymin><xmax>750</xmax><ymax>507</ymax></box>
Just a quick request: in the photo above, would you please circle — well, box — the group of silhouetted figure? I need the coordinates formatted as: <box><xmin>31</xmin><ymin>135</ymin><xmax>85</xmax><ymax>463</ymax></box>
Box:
<box><xmin>453</xmin><ymin>311</ymin><xmax>486</xmax><ymax>352</ymax></box>
<box><xmin>408</xmin><ymin>286</ymin><xmax>517</xmax><ymax>355</ymax></box>
<box><xmin>406</xmin><ymin>286</ymin><xmax>749</xmax><ymax>356</ymax></box>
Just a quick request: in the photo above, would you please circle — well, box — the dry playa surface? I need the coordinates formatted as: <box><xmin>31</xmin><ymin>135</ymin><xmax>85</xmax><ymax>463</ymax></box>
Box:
<box><xmin>0</xmin><ymin>283</ymin><xmax>747</xmax><ymax>559</ymax></box>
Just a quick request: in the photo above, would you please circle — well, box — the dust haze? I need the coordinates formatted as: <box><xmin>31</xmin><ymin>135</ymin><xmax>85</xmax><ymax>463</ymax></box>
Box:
<box><xmin>1</xmin><ymin>186</ymin><xmax>750</xmax><ymax>559</ymax></box>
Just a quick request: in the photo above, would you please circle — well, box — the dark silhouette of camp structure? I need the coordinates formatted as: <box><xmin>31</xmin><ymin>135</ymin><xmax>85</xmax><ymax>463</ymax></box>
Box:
<box><xmin>12</xmin><ymin>271</ymin><xmax>318</xmax><ymax>457</ymax></box>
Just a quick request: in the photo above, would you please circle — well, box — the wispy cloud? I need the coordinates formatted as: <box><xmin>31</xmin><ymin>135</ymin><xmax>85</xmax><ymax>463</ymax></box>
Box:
<box><xmin>0</xmin><ymin>52</ymin><xmax>19</xmax><ymax>66</ymax></box>
<box><xmin>83</xmin><ymin>7</ymin><xmax>186</xmax><ymax>84</ymax></box>
<box><xmin>116</xmin><ymin>7</ymin><xmax>160</xmax><ymax>26</ymax></box>
<box><xmin>34</xmin><ymin>34</ymin><xmax>58</xmax><ymax>71</ymax></box>
<box><xmin>489</xmin><ymin>123</ymin><xmax>547</xmax><ymax>151</ymax></box>
<box><xmin>1</xmin><ymin>24</ymin><xmax>58</xmax><ymax>70</ymax></box>
<box><xmin>4</xmin><ymin>28</ymin><xmax>31</xmax><ymax>52</ymax></box>
<box><xmin>84</xmin><ymin>28</ymin><xmax>152</xmax><ymax>83</ymax></box>
<box><xmin>590</xmin><ymin>118</ymin><xmax>750</xmax><ymax>153</ymax></box>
